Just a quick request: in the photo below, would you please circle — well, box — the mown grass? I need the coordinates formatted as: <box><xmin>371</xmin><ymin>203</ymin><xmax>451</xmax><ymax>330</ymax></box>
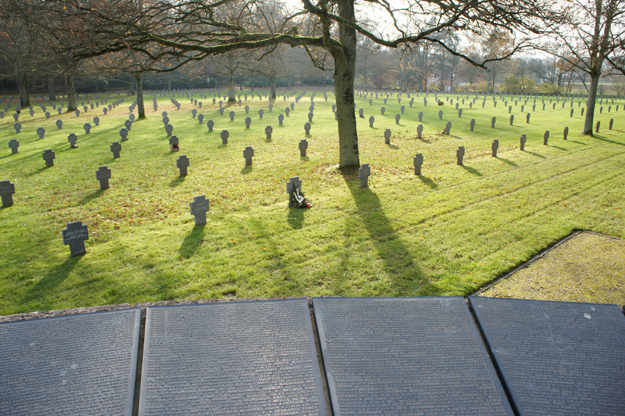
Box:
<box><xmin>1</xmin><ymin>89</ymin><xmax>624</xmax><ymax>315</ymax></box>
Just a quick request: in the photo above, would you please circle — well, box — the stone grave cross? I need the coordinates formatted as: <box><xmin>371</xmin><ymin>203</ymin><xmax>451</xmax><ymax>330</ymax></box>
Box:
<box><xmin>413</xmin><ymin>154</ymin><xmax>424</xmax><ymax>176</ymax></box>
<box><xmin>243</xmin><ymin>146</ymin><xmax>254</xmax><ymax>166</ymax></box>
<box><xmin>96</xmin><ymin>166</ymin><xmax>112</xmax><ymax>189</ymax></box>
<box><xmin>299</xmin><ymin>139</ymin><xmax>308</xmax><ymax>157</ymax></box>
<box><xmin>110</xmin><ymin>142</ymin><xmax>121</xmax><ymax>158</ymax></box>
<box><xmin>43</xmin><ymin>149</ymin><xmax>56</xmax><ymax>167</ymax></box>
<box><xmin>62</xmin><ymin>221</ymin><xmax>89</xmax><ymax>256</ymax></box>
<box><xmin>0</xmin><ymin>180</ymin><xmax>16</xmax><ymax>207</ymax></box>
<box><xmin>8</xmin><ymin>139</ymin><xmax>19</xmax><ymax>154</ymax></box>
<box><xmin>177</xmin><ymin>155</ymin><xmax>190</xmax><ymax>176</ymax></box>
<box><xmin>358</xmin><ymin>164</ymin><xmax>371</xmax><ymax>188</ymax></box>
<box><xmin>456</xmin><ymin>146</ymin><xmax>465</xmax><ymax>165</ymax></box>
<box><xmin>190</xmin><ymin>195</ymin><xmax>210</xmax><ymax>226</ymax></box>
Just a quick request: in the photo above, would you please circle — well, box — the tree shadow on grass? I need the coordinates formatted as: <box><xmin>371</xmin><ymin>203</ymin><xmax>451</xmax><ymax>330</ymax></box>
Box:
<box><xmin>79</xmin><ymin>189</ymin><xmax>105</xmax><ymax>205</ymax></box>
<box><xmin>524</xmin><ymin>150</ymin><xmax>546</xmax><ymax>159</ymax></box>
<box><xmin>461</xmin><ymin>165</ymin><xmax>482</xmax><ymax>176</ymax></box>
<box><xmin>169</xmin><ymin>176</ymin><xmax>185</xmax><ymax>187</ymax></box>
<box><xmin>495</xmin><ymin>157</ymin><xmax>519</xmax><ymax>167</ymax></box>
<box><xmin>26</xmin><ymin>255</ymin><xmax>82</xmax><ymax>302</ymax></box>
<box><xmin>287</xmin><ymin>208</ymin><xmax>306</xmax><ymax>229</ymax></box>
<box><xmin>417</xmin><ymin>175</ymin><xmax>438</xmax><ymax>189</ymax></box>
<box><xmin>591</xmin><ymin>135</ymin><xmax>625</xmax><ymax>147</ymax></box>
<box><xmin>341</xmin><ymin>170</ymin><xmax>438</xmax><ymax>295</ymax></box>
<box><xmin>179</xmin><ymin>225</ymin><xmax>205</xmax><ymax>258</ymax></box>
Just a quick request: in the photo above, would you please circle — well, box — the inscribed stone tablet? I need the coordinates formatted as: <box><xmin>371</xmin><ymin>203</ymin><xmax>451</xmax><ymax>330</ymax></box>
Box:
<box><xmin>469</xmin><ymin>297</ymin><xmax>625</xmax><ymax>416</ymax></box>
<box><xmin>314</xmin><ymin>297</ymin><xmax>513</xmax><ymax>415</ymax></box>
<box><xmin>139</xmin><ymin>300</ymin><xmax>326</xmax><ymax>415</ymax></box>
<box><xmin>0</xmin><ymin>309</ymin><xmax>140</xmax><ymax>416</ymax></box>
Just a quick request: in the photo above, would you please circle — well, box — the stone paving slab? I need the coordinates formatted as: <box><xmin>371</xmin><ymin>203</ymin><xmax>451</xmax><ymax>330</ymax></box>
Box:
<box><xmin>313</xmin><ymin>297</ymin><xmax>513</xmax><ymax>415</ymax></box>
<box><xmin>0</xmin><ymin>308</ymin><xmax>140</xmax><ymax>416</ymax></box>
<box><xmin>139</xmin><ymin>299</ymin><xmax>326</xmax><ymax>415</ymax></box>
<box><xmin>469</xmin><ymin>296</ymin><xmax>625</xmax><ymax>416</ymax></box>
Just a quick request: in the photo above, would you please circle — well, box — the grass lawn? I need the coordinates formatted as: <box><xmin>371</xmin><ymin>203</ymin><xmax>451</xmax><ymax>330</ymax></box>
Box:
<box><xmin>1</xmin><ymin>89</ymin><xmax>624</xmax><ymax>315</ymax></box>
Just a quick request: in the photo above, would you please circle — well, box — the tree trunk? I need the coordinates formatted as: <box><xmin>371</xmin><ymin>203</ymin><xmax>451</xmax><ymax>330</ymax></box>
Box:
<box><xmin>66</xmin><ymin>73</ymin><xmax>77</xmax><ymax>112</ymax></box>
<box><xmin>333</xmin><ymin>1</ymin><xmax>360</xmax><ymax>169</ymax></box>
<box><xmin>135</xmin><ymin>73</ymin><xmax>145</xmax><ymax>119</ymax></box>
<box><xmin>228</xmin><ymin>54</ymin><xmax>236</xmax><ymax>103</ymax></box>
<box><xmin>17</xmin><ymin>72</ymin><xmax>31</xmax><ymax>107</ymax></box>
<box><xmin>583</xmin><ymin>71</ymin><xmax>600</xmax><ymax>135</ymax></box>
<box><xmin>269</xmin><ymin>75</ymin><xmax>277</xmax><ymax>100</ymax></box>
<box><xmin>48</xmin><ymin>77</ymin><xmax>56</xmax><ymax>101</ymax></box>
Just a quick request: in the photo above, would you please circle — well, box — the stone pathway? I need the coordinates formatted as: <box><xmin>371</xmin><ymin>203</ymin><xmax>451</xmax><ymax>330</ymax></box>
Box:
<box><xmin>478</xmin><ymin>232</ymin><xmax>625</xmax><ymax>306</ymax></box>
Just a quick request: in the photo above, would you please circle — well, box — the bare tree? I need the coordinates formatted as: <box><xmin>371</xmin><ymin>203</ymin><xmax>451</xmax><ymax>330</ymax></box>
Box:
<box><xmin>37</xmin><ymin>0</ymin><xmax>555</xmax><ymax>168</ymax></box>
<box><xmin>540</xmin><ymin>0</ymin><xmax>625</xmax><ymax>135</ymax></box>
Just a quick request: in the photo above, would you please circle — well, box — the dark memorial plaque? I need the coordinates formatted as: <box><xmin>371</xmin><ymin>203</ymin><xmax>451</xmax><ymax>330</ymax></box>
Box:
<box><xmin>139</xmin><ymin>299</ymin><xmax>326</xmax><ymax>415</ymax></box>
<box><xmin>313</xmin><ymin>297</ymin><xmax>513</xmax><ymax>415</ymax></box>
<box><xmin>469</xmin><ymin>297</ymin><xmax>625</xmax><ymax>416</ymax></box>
<box><xmin>0</xmin><ymin>309</ymin><xmax>140</xmax><ymax>415</ymax></box>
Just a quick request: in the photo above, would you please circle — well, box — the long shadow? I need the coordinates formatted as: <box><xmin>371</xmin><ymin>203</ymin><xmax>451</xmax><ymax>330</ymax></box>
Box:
<box><xmin>240</xmin><ymin>165</ymin><xmax>253</xmax><ymax>175</ymax></box>
<box><xmin>26</xmin><ymin>255</ymin><xmax>82</xmax><ymax>301</ymax></box>
<box><xmin>300</xmin><ymin>156</ymin><xmax>310</xmax><ymax>162</ymax></box>
<box><xmin>418</xmin><ymin>175</ymin><xmax>438</xmax><ymax>189</ymax></box>
<box><xmin>342</xmin><ymin>170</ymin><xmax>437</xmax><ymax>295</ymax></box>
<box><xmin>169</xmin><ymin>176</ymin><xmax>185</xmax><ymax>187</ymax></box>
<box><xmin>592</xmin><ymin>135</ymin><xmax>625</xmax><ymax>147</ymax></box>
<box><xmin>547</xmin><ymin>144</ymin><xmax>568</xmax><ymax>151</ymax></box>
<box><xmin>495</xmin><ymin>157</ymin><xmax>519</xmax><ymax>167</ymax></box>
<box><xmin>387</xmin><ymin>143</ymin><xmax>400</xmax><ymax>149</ymax></box>
<box><xmin>287</xmin><ymin>208</ymin><xmax>306</xmax><ymax>229</ymax></box>
<box><xmin>417</xmin><ymin>137</ymin><xmax>432</xmax><ymax>144</ymax></box>
<box><xmin>79</xmin><ymin>189</ymin><xmax>105</xmax><ymax>205</ymax></box>
<box><xmin>524</xmin><ymin>150</ymin><xmax>547</xmax><ymax>159</ymax></box>
<box><xmin>566</xmin><ymin>139</ymin><xmax>587</xmax><ymax>145</ymax></box>
<box><xmin>461</xmin><ymin>165</ymin><xmax>482</xmax><ymax>176</ymax></box>
<box><xmin>24</xmin><ymin>166</ymin><xmax>47</xmax><ymax>177</ymax></box>
<box><xmin>179</xmin><ymin>225</ymin><xmax>205</xmax><ymax>258</ymax></box>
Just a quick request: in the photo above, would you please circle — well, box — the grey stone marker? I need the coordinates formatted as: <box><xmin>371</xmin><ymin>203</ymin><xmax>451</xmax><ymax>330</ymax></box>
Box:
<box><xmin>8</xmin><ymin>139</ymin><xmax>19</xmax><ymax>154</ymax></box>
<box><xmin>600</xmin><ymin>106</ymin><xmax>603</xmax><ymax>113</ymax></box>
<box><xmin>93</xmin><ymin>116</ymin><xmax>100</xmax><ymax>126</ymax></box>
<box><xmin>381</xmin><ymin>107</ymin><xmax>385</xmax><ymax>115</ymax></box>
<box><xmin>596</xmin><ymin>121</ymin><xmax>600</xmax><ymax>133</ymax></box>
<box><xmin>298</xmin><ymin>139</ymin><xmax>308</xmax><ymax>157</ymax></box>
<box><xmin>470</xmin><ymin>119</ymin><xmax>475</xmax><ymax>132</ymax></box>
<box><xmin>395</xmin><ymin>114</ymin><xmax>400</xmax><ymax>124</ymax></box>
<box><xmin>43</xmin><ymin>149</ymin><xmax>55</xmax><ymax>167</ymax></box>
<box><xmin>384</xmin><ymin>129</ymin><xmax>391</xmax><ymax>144</ymax></box>
<box><xmin>110</xmin><ymin>141</ymin><xmax>121</xmax><ymax>158</ymax></box>
<box><xmin>165</xmin><ymin>124</ymin><xmax>173</xmax><ymax>137</ymax></box>
<box><xmin>543</xmin><ymin>104</ymin><xmax>546</xmax><ymax>110</ymax></box>
<box><xmin>244</xmin><ymin>116</ymin><xmax>251</xmax><ymax>129</ymax></box>
<box><xmin>68</xmin><ymin>133</ymin><xmax>78</xmax><ymax>148</ymax></box>
<box><xmin>458</xmin><ymin>109</ymin><xmax>463</xmax><ymax>118</ymax></box>
<box><xmin>563</xmin><ymin>126</ymin><xmax>569</xmax><ymax>140</ymax></box>
<box><xmin>189</xmin><ymin>195</ymin><xmax>210</xmax><ymax>226</ymax></box>
<box><xmin>492</xmin><ymin>139</ymin><xmax>499</xmax><ymax>157</ymax></box>
<box><xmin>13</xmin><ymin>113</ymin><xmax>18</xmax><ymax>122</ymax></box>
<box><xmin>359</xmin><ymin>108</ymin><xmax>364</xmax><ymax>118</ymax></box>
<box><xmin>526</xmin><ymin>113</ymin><xmax>531</xmax><ymax>123</ymax></box>
<box><xmin>278</xmin><ymin>114</ymin><xmax>285</xmax><ymax>126</ymax></box>
<box><xmin>445</xmin><ymin>122</ymin><xmax>452</xmax><ymax>135</ymax></box>
<box><xmin>129</xmin><ymin>114</ymin><xmax>135</xmax><ymax>122</ymax></box>
<box><xmin>45</xmin><ymin>111</ymin><xmax>50</xmax><ymax>119</ymax></box>
<box><xmin>207</xmin><ymin>120</ymin><xmax>214</xmax><ymax>132</ymax></box>
<box><xmin>287</xmin><ymin>176</ymin><xmax>302</xmax><ymax>201</ymax></box>
<box><xmin>192</xmin><ymin>109</ymin><xmax>197</xmax><ymax>118</ymax></box>
<box><xmin>119</xmin><ymin>128</ymin><xmax>128</xmax><ymax>141</ymax></box>
<box><xmin>304</xmin><ymin>122</ymin><xmax>311</xmax><ymax>135</ymax></box>
<box><xmin>570</xmin><ymin>109</ymin><xmax>574</xmax><ymax>117</ymax></box>
<box><xmin>401</xmin><ymin>105</ymin><xmax>405</xmax><ymax>114</ymax></box>
<box><xmin>456</xmin><ymin>146</ymin><xmax>465</xmax><ymax>165</ymax></box>
<box><xmin>96</xmin><ymin>166</ymin><xmax>111</xmax><ymax>190</ymax></box>
<box><xmin>285</xmin><ymin>107</ymin><xmax>290</xmax><ymax>117</ymax></box>
<box><xmin>609</xmin><ymin>119</ymin><xmax>613</xmax><ymax>130</ymax></box>
<box><xmin>413</xmin><ymin>153</ymin><xmax>423</xmax><ymax>175</ymax></box>
<box><xmin>308</xmin><ymin>112</ymin><xmax>314</xmax><ymax>123</ymax></box>
<box><xmin>491</xmin><ymin>117</ymin><xmax>496</xmax><ymax>128</ymax></box>
<box><xmin>509</xmin><ymin>115</ymin><xmax>514</xmax><ymax>125</ymax></box>
<box><xmin>14</xmin><ymin>123</ymin><xmax>21</xmax><ymax>133</ymax></box>
<box><xmin>438</xmin><ymin>110</ymin><xmax>443</xmax><ymax>120</ymax></box>
<box><xmin>543</xmin><ymin>131</ymin><xmax>550</xmax><ymax>145</ymax></box>
<box><xmin>83</xmin><ymin>123</ymin><xmax>91</xmax><ymax>134</ymax></box>
<box><xmin>123</xmin><ymin>120</ymin><xmax>131</xmax><ymax>131</ymax></box>
<box><xmin>418</xmin><ymin>111</ymin><xmax>423</xmax><ymax>122</ymax></box>
<box><xmin>509</xmin><ymin>106</ymin><xmax>512</xmax><ymax>113</ymax></box>
<box><xmin>103</xmin><ymin>108</ymin><xmax>108</xmax><ymax>115</ymax></box>
<box><xmin>581</xmin><ymin>108</ymin><xmax>585</xmax><ymax>116</ymax></box>
<box><xmin>219</xmin><ymin>107</ymin><xmax>225</xmax><ymax>116</ymax></box>
<box><xmin>62</xmin><ymin>221</ymin><xmax>89</xmax><ymax>256</ymax></box>
<box><xmin>177</xmin><ymin>155</ymin><xmax>190</xmax><ymax>176</ymax></box>
<box><xmin>243</xmin><ymin>146</ymin><xmax>254</xmax><ymax>166</ymax></box>
<box><xmin>229</xmin><ymin>111</ymin><xmax>235</xmax><ymax>121</ymax></box>
<box><xmin>37</xmin><ymin>127</ymin><xmax>45</xmax><ymax>139</ymax></box>
<box><xmin>368</xmin><ymin>116</ymin><xmax>375</xmax><ymax>128</ymax></box>
<box><xmin>358</xmin><ymin>163</ymin><xmax>371</xmax><ymax>188</ymax></box>
<box><xmin>198</xmin><ymin>114</ymin><xmax>204</xmax><ymax>124</ymax></box>
<box><xmin>221</xmin><ymin>130</ymin><xmax>229</xmax><ymax>145</ymax></box>
<box><xmin>168</xmin><ymin>136</ymin><xmax>179</xmax><ymax>152</ymax></box>
<box><xmin>520</xmin><ymin>134</ymin><xmax>526</xmax><ymax>151</ymax></box>
<box><xmin>417</xmin><ymin>124</ymin><xmax>423</xmax><ymax>139</ymax></box>
<box><xmin>0</xmin><ymin>180</ymin><xmax>16</xmax><ymax>207</ymax></box>
<box><xmin>75</xmin><ymin>109</ymin><xmax>80</xmax><ymax>117</ymax></box>
<box><xmin>245</xmin><ymin>105</ymin><xmax>249</xmax><ymax>114</ymax></box>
